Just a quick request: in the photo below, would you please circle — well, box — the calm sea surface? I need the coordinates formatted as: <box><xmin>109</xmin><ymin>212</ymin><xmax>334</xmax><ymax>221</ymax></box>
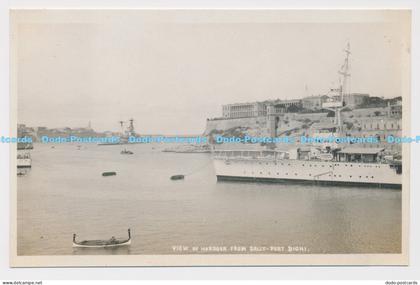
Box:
<box><xmin>17</xmin><ymin>143</ymin><xmax>401</xmax><ymax>255</ymax></box>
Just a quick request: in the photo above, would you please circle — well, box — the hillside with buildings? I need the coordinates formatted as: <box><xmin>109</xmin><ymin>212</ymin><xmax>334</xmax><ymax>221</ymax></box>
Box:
<box><xmin>205</xmin><ymin>93</ymin><xmax>402</xmax><ymax>151</ymax></box>
<box><xmin>17</xmin><ymin>123</ymin><xmax>115</xmax><ymax>143</ymax></box>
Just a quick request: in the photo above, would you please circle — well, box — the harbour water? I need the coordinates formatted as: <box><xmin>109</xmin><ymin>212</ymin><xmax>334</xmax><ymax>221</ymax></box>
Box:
<box><xmin>17</xmin><ymin>143</ymin><xmax>401</xmax><ymax>255</ymax></box>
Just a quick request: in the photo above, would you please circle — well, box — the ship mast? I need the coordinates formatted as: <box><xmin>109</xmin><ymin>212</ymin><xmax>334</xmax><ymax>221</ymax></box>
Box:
<box><xmin>323</xmin><ymin>42</ymin><xmax>351</xmax><ymax>134</ymax></box>
<box><xmin>338</xmin><ymin>42</ymin><xmax>351</xmax><ymax>105</ymax></box>
<box><xmin>128</xmin><ymin>118</ymin><xmax>135</xmax><ymax>136</ymax></box>
<box><xmin>119</xmin><ymin>120</ymin><xmax>125</xmax><ymax>135</ymax></box>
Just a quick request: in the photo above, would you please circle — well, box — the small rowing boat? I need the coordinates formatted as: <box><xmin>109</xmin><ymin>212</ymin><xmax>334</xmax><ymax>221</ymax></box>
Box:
<box><xmin>121</xmin><ymin>149</ymin><xmax>134</xmax><ymax>155</ymax></box>
<box><xmin>102</xmin><ymin>171</ymin><xmax>117</xmax><ymax>177</ymax></box>
<box><xmin>72</xmin><ymin>229</ymin><xmax>131</xmax><ymax>248</ymax></box>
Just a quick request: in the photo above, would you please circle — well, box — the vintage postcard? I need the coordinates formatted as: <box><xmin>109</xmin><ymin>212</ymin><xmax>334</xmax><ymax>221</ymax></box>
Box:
<box><xmin>10</xmin><ymin>9</ymin><xmax>411</xmax><ymax>266</ymax></box>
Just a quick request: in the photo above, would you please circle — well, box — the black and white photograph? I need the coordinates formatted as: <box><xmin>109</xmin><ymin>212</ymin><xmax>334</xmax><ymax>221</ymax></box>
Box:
<box><xmin>10</xmin><ymin>9</ymin><xmax>410</xmax><ymax>267</ymax></box>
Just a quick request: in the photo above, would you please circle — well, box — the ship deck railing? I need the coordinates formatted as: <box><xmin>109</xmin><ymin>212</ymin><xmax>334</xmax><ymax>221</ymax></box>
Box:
<box><xmin>212</xmin><ymin>150</ymin><xmax>394</xmax><ymax>165</ymax></box>
<box><xmin>213</xmin><ymin>155</ymin><xmax>392</xmax><ymax>164</ymax></box>
<box><xmin>212</xmin><ymin>150</ymin><xmax>285</xmax><ymax>161</ymax></box>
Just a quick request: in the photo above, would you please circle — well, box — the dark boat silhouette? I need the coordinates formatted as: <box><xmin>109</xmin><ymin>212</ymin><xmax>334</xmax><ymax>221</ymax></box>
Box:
<box><xmin>72</xmin><ymin>229</ymin><xmax>131</xmax><ymax>248</ymax></box>
<box><xmin>170</xmin><ymin>174</ymin><xmax>185</xmax><ymax>180</ymax></box>
<box><xmin>120</xmin><ymin>148</ymin><xmax>134</xmax><ymax>155</ymax></box>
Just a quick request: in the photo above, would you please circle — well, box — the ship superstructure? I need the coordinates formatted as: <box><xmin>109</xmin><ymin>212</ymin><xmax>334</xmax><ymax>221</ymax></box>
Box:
<box><xmin>98</xmin><ymin>118</ymin><xmax>138</xmax><ymax>145</ymax></box>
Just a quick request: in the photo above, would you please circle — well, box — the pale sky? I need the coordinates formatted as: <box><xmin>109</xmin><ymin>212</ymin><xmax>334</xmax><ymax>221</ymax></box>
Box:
<box><xmin>13</xmin><ymin>10</ymin><xmax>410</xmax><ymax>134</ymax></box>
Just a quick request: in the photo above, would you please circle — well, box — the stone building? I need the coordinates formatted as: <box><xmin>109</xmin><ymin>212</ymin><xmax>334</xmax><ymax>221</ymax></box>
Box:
<box><xmin>222</xmin><ymin>102</ymin><xmax>267</xmax><ymax>118</ymax></box>
<box><xmin>388</xmin><ymin>100</ymin><xmax>402</xmax><ymax>118</ymax></box>
<box><xmin>222</xmin><ymin>99</ymin><xmax>302</xmax><ymax>119</ymax></box>
<box><xmin>343</xmin><ymin>93</ymin><xmax>369</xmax><ymax>108</ymax></box>
<box><xmin>302</xmin><ymin>95</ymin><xmax>329</xmax><ymax>110</ymax></box>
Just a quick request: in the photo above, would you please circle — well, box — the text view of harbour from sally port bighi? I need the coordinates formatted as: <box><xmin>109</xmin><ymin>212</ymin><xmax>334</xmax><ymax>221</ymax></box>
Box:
<box><xmin>15</xmin><ymin>41</ymin><xmax>404</xmax><ymax>257</ymax></box>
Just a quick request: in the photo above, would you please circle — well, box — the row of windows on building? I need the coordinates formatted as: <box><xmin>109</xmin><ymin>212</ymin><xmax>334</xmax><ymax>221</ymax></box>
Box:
<box><xmin>359</xmin><ymin>121</ymin><xmax>401</xmax><ymax>130</ymax></box>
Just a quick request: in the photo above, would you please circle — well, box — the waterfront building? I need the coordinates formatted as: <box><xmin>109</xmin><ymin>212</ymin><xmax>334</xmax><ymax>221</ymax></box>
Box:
<box><xmin>388</xmin><ymin>100</ymin><xmax>402</xmax><ymax>118</ymax></box>
<box><xmin>303</xmin><ymin>93</ymin><xmax>369</xmax><ymax>111</ymax></box>
<box><xmin>343</xmin><ymin>93</ymin><xmax>369</xmax><ymax>108</ymax></box>
<box><xmin>268</xmin><ymin>99</ymin><xmax>302</xmax><ymax>111</ymax></box>
<box><xmin>345</xmin><ymin>116</ymin><xmax>402</xmax><ymax>151</ymax></box>
<box><xmin>302</xmin><ymin>95</ymin><xmax>329</xmax><ymax>110</ymax></box>
<box><xmin>222</xmin><ymin>102</ymin><xmax>267</xmax><ymax>118</ymax></box>
<box><xmin>222</xmin><ymin>99</ymin><xmax>302</xmax><ymax>119</ymax></box>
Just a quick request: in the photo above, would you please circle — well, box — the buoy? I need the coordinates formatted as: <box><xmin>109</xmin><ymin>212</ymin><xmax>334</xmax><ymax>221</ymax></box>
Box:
<box><xmin>170</xmin><ymin>175</ymin><xmax>184</xmax><ymax>180</ymax></box>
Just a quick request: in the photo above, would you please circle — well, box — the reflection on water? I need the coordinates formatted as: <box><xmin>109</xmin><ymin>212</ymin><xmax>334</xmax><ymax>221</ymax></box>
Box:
<box><xmin>17</xmin><ymin>143</ymin><xmax>401</xmax><ymax>255</ymax></box>
<box><xmin>72</xmin><ymin>246</ymin><xmax>132</xmax><ymax>255</ymax></box>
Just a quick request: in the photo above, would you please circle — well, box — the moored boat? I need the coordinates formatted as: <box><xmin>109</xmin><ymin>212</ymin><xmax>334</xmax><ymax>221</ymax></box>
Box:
<box><xmin>72</xmin><ymin>229</ymin><xmax>131</xmax><ymax>248</ymax></box>
<box><xmin>121</xmin><ymin>148</ymin><xmax>134</xmax><ymax>155</ymax></box>
<box><xmin>170</xmin><ymin>174</ymin><xmax>185</xmax><ymax>180</ymax></box>
<box><xmin>17</xmin><ymin>152</ymin><xmax>31</xmax><ymax>169</ymax></box>
<box><xmin>212</xmin><ymin>148</ymin><xmax>402</xmax><ymax>188</ymax></box>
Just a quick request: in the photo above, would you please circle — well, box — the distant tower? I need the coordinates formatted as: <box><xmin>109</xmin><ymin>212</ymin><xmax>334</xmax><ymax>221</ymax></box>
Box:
<box><xmin>267</xmin><ymin>105</ymin><xmax>282</xmax><ymax>137</ymax></box>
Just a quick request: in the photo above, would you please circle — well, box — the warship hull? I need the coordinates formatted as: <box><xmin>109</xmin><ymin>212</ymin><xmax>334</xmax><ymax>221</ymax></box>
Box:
<box><xmin>213</xmin><ymin>158</ymin><xmax>402</xmax><ymax>188</ymax></box>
